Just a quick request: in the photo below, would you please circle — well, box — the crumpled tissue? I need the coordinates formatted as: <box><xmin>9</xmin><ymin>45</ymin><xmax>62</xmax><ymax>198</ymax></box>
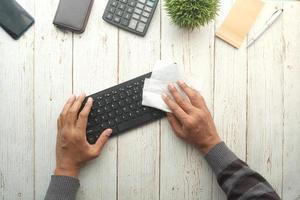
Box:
<box><xmin>142</xmin><ymin>60</ymin><xmax>198</xmax><ymax>112</ymax></box>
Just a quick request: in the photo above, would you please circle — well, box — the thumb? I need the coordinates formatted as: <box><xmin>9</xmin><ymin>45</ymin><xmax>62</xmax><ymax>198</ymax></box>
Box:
<box><xmin>92</xmin><ymin>128</ymin><xmax>112</xmax><ymax>155</ymax></box>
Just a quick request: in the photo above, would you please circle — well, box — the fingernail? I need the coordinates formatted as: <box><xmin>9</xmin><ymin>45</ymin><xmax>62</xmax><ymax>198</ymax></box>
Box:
<box><xmin>68</xmin><ymin>94</ymin><xmax>75</xmax><ymax>101</ymax></box>
<box><xmin>80</xmin><ymin>92</ymin><xmax>86</xmax><ymax>97</ymax></box>
<box><xmin>177</xmin><ymin>80</ymin><xmax>185</xmax><ymax>85</ymax></box>
<box><xmin>168</xmin><ymin>83</ymin><xmax>175</xmax><ymax>90</ymax></box>
<box><xmin>161</xmin><ymin>93</ymin><xmax>168</xmax><ymax>99</ymax></box>
<box><xmin>106</xmin><ymin>129</ymin><xmax>113</xmax><ymax>136</ymax></box>
<box><xmin>87</xmin><ymin>97</ymin><xmax>93</xmax><ymax>104</ymax></box>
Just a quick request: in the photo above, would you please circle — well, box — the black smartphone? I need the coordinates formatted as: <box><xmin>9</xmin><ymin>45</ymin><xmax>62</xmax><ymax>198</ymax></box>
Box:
<box><xmin>0</xmin><ymin>0</ymin><xmax>34</xmax><ymax>40</ymax></box>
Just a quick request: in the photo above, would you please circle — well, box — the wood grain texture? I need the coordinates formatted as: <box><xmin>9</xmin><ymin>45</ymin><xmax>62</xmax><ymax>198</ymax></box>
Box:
<box><xmin>282</xmin><ymin>2</ymin><xmax>300</xmax><ymax>200</ymax></box>
<box><xmin>116</xmin><ymin>2</ymin><xmax>161</xmax><ymax>200</ymax></box>
<box><xmin>213</xmin><ymin>0</ymin><xmax>247</xmax><ymax>199</ymax></box>
<box><xmin>33</xmin><ymin>0</ymin><xmax>73</xmax><ymax>198</ymax></box>
<box><xmin>1</xmin><ymin>0</ymin><xmax>300</xmax><ymax>199</ymax></box>
<box><xmin>72</xmin><ymin>0</ymin><xmax>118</xmax><ymax>198</ymax></box>
<box><xmin>247</xmin><ymin>1</ymin><xmax>283</xmax><ymax>196</ymax></box>
<box><xmin>0</xmin><ymin>0</ymin><xmax>34</xmax><ymax>198</ymax></box>
<box><xmin>160</xmin><ymin>3</ymin><xmax>215</xmax><ymax>199</ymax></box>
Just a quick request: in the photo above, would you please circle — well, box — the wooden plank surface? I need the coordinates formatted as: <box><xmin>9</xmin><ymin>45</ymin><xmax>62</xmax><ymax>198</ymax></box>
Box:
<box><xmin>33</xmin><ymin>0</ymin><xmax>73</xmax><ymax>198</ymax></box>
<box><xmin>117</xmin><ymin>1</ymin><xmax>161</xmax><ymax>199</ymax></box>
<box><xmin>72</xmin><ymin>0</ymin><xmax>119</xmax><ymax>198</ymax></box>
<box><xmin>247</xmin><ymin>2</ymin><xmax>283</xmax><ymax>196</ymax></box>
<box><xmin>282</xmin><ymin>2</ymin><xmax>300</xmax><ymax>199</ymax></box>
<box><xmin>212</xmin><ymin>0</ymin><xmax>247</xmax><ymax>199</ymax></box>
<box><xmin>0</xmin><ymin>0</ymin><xmax>300</xmax><ymax>199</ymax></box>
<box><xmin>0</xmin><ymin>0</ymin><xmax>35</xmax><ymax>199</ymax></box>
<box><xmin>159</xmin><ymin>4</ymin><xmax>214</xmax><ymax>199</ymax></box>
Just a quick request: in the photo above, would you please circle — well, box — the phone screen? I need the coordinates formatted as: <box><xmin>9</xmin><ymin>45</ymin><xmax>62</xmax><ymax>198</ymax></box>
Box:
<box><xmin>0</xmin><ymin>0</ymin><xmax>34</xmax><ymax>39</ymax></box>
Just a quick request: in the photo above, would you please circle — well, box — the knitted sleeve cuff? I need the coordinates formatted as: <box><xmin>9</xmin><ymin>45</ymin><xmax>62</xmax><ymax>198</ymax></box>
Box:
<box><xmin>44</xmin><ymin>175</ymin><xmax>80</xmax><ymax>200</ymax></box>
<box><xmin>204</xmin><ymin>142</ymin><xmax>238</xmax><ymax>176</ymax></box>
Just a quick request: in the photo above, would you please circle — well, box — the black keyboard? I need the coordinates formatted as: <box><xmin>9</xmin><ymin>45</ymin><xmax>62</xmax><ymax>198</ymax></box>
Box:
<box><xmin>80</xmin><ymin>72</ymin><xmax>165</xmax><ymax>144</ymax></box>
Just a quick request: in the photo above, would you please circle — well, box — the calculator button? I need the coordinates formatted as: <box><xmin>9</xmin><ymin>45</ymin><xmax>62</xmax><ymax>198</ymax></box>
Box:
<box><xmin>128</xmin><ymin>19</ymin><xmax>138</xmax><ymax>29</ymax></box>
<box><xmin>132</xmin><ymin>13</ymin><xmax>140</xmax><ymax>20</ymax></box>
<box><xmin>136</xmin><ymin>3</ymin><xmax>144</xmax><ymax>9</ymax></box>
<box><xmin>142</xmin><ymin>11</ymin><xmax>150</xmax><ymax>17</ymax></box>
<box><xmin>111</xmin><ymin>1</ymin><xmax>118</xmax><ymax>7</ymax></box>
<box><xmin>146</xmin><ymin>1</ymin><xmax>154</xmax><ymax>7</ymax></box>
<box><xmin>114</xmin><ymin>16</ymin><xmax>121</xmax><ymax>23</ymax></box>
<box><xmin>129</xmin><ymin>1</ymin><xmax>136</xmax><ymax>7</ymax></box>
<box><xmin>136</xmin><ymin>22</ymin><xmax>146</xmax><ymax>32</ymax></box>
<box><xmin>121</xmin><ymin>19</ymin><xmax>129</xmax><ymax>26</ymax></box>
<box><xmin>108</xmin><ymin>7</ymin><xmax>116</xmax><ymax>13</ymax></box>
<box><xmin>140</xmin><ymin>16</ymin><xmax>147</xmax><ymax>23</ymax></box>
<box><xmin>138</xmin><ymin>0</ymin><xmax>146</xmax><ymax>3</ymax></box>
<box><xmin>106</xmin><ymin>13</ymin><xmax>113</xmax><ymax>20</ymax></box>
<box><xmin>124</xmin><ymin>13</ymin><xmax>131</xmax><ymax>19</ymax></box>
<box><xmin>116</xmin><ymin>9</ymin><xmax>123</xmax><ymax>16</ymax></box>
<box><xmin>127</xmin><ymin>7</ymin><xmax>134</xmax><ymax>13</ymax></box>
<box><xmin>144</xmin><ymin>6</ymin><xmax>152</xmax><ymax>12</ymax></box>
<box><xmin>118</xmin><ymin>3</ymin><xmax>126</xmax><ymax>10</ymax></box>
<box><xmin>134</xmin><ymin>8</ymin><xmax>142</xmax><ymax>14</ymax></box>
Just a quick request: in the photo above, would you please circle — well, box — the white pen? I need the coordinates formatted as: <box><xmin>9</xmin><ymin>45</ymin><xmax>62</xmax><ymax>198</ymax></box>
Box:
<box><xmin>247</xmin><ymin>8</ymin><xmax>284</xmax><ymax>48</ymax></box>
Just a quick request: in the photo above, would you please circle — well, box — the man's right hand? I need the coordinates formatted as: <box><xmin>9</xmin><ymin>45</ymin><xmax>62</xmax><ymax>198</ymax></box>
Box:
<box><xmin>162</xmin><ymin>80</ymin><xmax>221</xmax><ymax>154</ymax></box>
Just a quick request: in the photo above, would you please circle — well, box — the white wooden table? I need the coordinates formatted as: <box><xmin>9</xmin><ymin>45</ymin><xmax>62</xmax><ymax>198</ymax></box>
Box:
<box><xmin>1</xmin><ymin>0</ymin><xmax>300</xmax><ymax>199</ymax></box>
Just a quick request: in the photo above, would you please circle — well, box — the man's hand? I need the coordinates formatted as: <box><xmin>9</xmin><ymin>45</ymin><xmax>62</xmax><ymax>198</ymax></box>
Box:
<box><xmin>55</xmin><ymin>93</ymin><xmax>112</xmax><ymax>177</ymax></box>
<box><xmin>162</xmin><ymin>81</ymin><xmax>221</xmax><ymax>154</ymax></box>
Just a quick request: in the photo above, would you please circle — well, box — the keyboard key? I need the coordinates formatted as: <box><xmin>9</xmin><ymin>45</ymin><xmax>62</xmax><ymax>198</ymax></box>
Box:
<box><xmin>121</xmin><ymin>19</ymin><xmax>129</xmax><ymax>26</ymax></box>
<box><xmin>118</xmin><ymin>3</ymin><xmax>126</xmax><ymax>10</ymax></box>
<box><xmin>132</xmin><ymin>13</ymin><xmax>140</xmax><ymax>20</ymax></box>
<box><xmin>134</xmin><ymin>8</ymin><xmax>142</xmax><ymax>15</ymax></box>
<box><xmin>144</xmin><ymin>6</ymin><xmax>152</xmax><ymax>12</ymax></box>
<box><xmin>138</xmin><ymin>0</ymin><xmax>146</xmax><ymax>3</ymax></box>
<box><xmin>126</xmin><ymin>7</ymin><xmax>134</xmax><ymax>13</ymax></box>
<box><xmin>101</xmin><ymin>114</ymin><xmax>109</xmax><ymax>121</ymax></box>
<box><xmin>140</xmin><ymin>16</ymin><xmax>147</xmax><ymax>23</ymax></box>
<box><xmin>116</xmin><ymin>9</ymin><xmax>123</xmax><ymax>16</ymax></box>
<box><xmin>87</xmin><ymin>135</ymin><xmax>96</xmax><ymax>144</ymax></box>
<box><xmin>120</xmin><ymin>0</ymin><xmax>127</xmax><ymax>3</ymax></box>
<box><xmin>142</xmin><ymin>11</ymin><xmax>150</xmax><ymax>17</ymax></box>
<box><xmin>114</xmin><ymin>16</ymin><xmax>121</xmax><ymax>23</ymax></box>
<box><xmin>129</xmin><ymin>19</ymin><xmax>138</xmax><ymax>29</ymax></box>
<box><xmin>108</xmin><ymin>7</ymin><xmax>116</xmax><ymax>13</ymax></box>
<box><xmin>136</xmin><ymin>22</ymin><xmax>146</xmax><ymax>32</ymax></box>
<box><xmin>124</xmin><ymin>13</ymin><xmax>131</xmax><ymax>20</ymax></box>
<box><xmin>136</xmin><ymin>3</ymin><xmax>144</xmax><ymax>9</ymax></box>
<box><xmin>106</xmin><ymin>13</ymin><xmax>113</xmax><ymax>20</ymax></box>
<box><xmin>146</xmin><ymin>1</ymin><xmax>154</xmax><ymax>7</ymax></box>
<box><xmin>108</xmin><ymin>120</ymin><xmax>115</xmax><ymax>126</ymax></box>
<box><xmin>111</xmin><ymin>1</ymin><xmax>118</xmax><ymax>7</ymax></box>
<box><xmin>129</xmin><ymin>0</ymin><xmax>136</xmax><ymax>7</ymax></box>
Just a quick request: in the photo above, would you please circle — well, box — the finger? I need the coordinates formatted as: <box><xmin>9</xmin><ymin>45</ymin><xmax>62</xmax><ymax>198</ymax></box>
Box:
<box><xmin>57</xmin><ymin>118</ymin><xmax>61</xmax><ymax>130</ymax></box>
<box><xmin>68</xmin><ymin>93</ymin><xmax>86</xmax><ymax>123</ymax></box>
<box><xmin>167</xmin><ymin>113</ymin><xmax>184</xmax><ymax>137</ymax></box>
<box><xmin>168</xmin><ymin>83</ymin><xmax>193</xmax><ymax>113</ymax></box>
<box><xmin>162</xmin><ymin>93</ymin><xmax>189</xmax><ymax>123</ymax></box>
<box><xmin>91</xmin><ymin>129</ymin><xmax>112</xmax><ymax>155</ymax></box>
<box><xmin>77</xmin><ymin>97</ymin><xmax>93</xmax><ymax>130</ymax></box>
<box><xmin>60</xmin><ymin>95</ymin><xmax>76</xmax><ymax>118</ymax></box>
<box><xmin>177</xmin><ymin>80</ymin><xmax>204</xmax><ymax>109</ymax></box>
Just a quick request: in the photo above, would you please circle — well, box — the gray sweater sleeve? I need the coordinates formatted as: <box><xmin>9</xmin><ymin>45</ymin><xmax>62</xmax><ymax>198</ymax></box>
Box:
<box><xmin>44</xmin><ymin>175</ymin><xmax>80</xmax><ymax>200</ymax></box>
<box><xmin>205</xmin><ymin>142</ymin><xmax>280</xmax><ymax>200</ymax></box>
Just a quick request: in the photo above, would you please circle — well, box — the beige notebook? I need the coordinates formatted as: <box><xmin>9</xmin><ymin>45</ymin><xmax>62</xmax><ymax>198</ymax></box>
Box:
<box><xmin>216</xmin><ymin>0</ymin><xmax>264</xmax><ymax>48</ymax></box>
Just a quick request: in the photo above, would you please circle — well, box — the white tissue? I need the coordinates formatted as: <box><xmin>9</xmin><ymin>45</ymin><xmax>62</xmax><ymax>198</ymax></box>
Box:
<box><xmin>142</xmin><ymin>60</ymin><xmax>186</xmax><ymax>112</ymax></box>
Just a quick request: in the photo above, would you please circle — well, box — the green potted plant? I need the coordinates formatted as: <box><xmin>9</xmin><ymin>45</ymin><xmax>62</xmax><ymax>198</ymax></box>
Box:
<box><xmin>165</xmin><ymin>0</ymin><xmax>219</xmax><ymax>29</ymax></box>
